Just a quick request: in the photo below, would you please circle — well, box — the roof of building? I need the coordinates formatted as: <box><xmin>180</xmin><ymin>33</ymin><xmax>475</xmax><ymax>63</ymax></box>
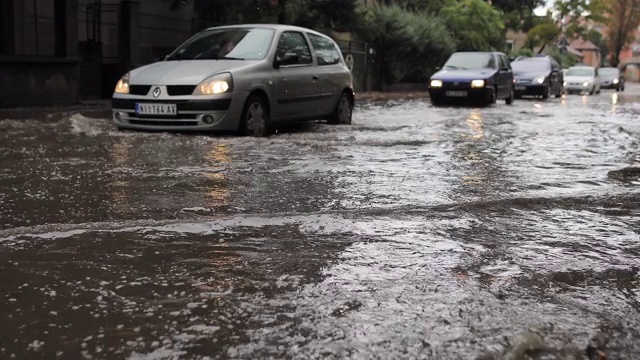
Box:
<box><xmin>569</xmin><ymin>39</ymin><xmax>599</xmax><ymax>51</ymax></box>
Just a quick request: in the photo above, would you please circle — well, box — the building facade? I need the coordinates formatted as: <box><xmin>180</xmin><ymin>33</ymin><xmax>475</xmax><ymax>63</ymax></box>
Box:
<box><xmin>0</xmin><ymin>0</ymin><xmax>196</xmax><ymax>107</ymax></box>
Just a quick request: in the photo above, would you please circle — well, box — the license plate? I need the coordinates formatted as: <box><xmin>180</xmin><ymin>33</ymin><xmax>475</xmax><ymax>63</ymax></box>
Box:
<box><xmin>515</xmin><ymin>85</ymin><xmax>526</xmax><ymax>90</ymax></box>
<box><xmin>135</xmin><ymin>103</ymin><xmax>177</xmax><ymax>115</ymax></box>
<box><xmin>445</xmin><ymin>91</ymin><xmax>467</xmax><ymax>97</ymax></box>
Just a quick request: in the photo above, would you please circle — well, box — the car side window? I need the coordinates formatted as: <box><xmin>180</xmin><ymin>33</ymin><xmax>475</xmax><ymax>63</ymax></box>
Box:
<box><xmin>498</xmin><ymin>55</ymin><xmax>510</xmax><ymax>70</ymax></box>
<box><xmin>308</xmin><ymin>33</ymin><xmax>341</xmax><ymax>66</ymax></box>
<box><xmin>276</xmin><ymin>31</ymin><xmax>312</xmax><ymax>65</ymax></box>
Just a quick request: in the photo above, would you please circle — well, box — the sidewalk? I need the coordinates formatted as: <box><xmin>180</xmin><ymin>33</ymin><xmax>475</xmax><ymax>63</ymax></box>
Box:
<box><xmin>0</xmin><ymin>92</ymin><xmax>430</xmax><ymax>120</ymax></box>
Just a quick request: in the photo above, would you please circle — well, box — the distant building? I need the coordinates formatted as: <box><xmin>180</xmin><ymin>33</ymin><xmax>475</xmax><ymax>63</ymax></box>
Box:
<box><xmin>569</xmin><ymin>39</ymin><xmax>601</xmax><ymax>68</ymax></box>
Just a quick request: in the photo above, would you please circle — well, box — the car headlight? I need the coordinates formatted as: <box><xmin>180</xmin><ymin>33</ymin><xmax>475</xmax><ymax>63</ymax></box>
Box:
<box><xmin>613</xmin><ymin>79</ymin><xmax>619</xmax><ymax>84</ymax></box>
<box><xmin>583</xmin><ymin>82</ymin><xmax>590</xmax><ymax>87</ymax></box>
<box><xmin>563</xmin><ymin>81</ymin><xmax>567</xmax><ymax>86</ymax></box>
<box><xmin>534</xmin><ymin>76</ymin><xmax>545</xmax><ymax>84</ymax></box>
<box><xmin>430</xmin><ymin>80</ymin><xmax>443</xmax><ymax>88</ymax></box>
<box><xmin>114</xmin><ymin>73</ymin><xmax>130</xmax><ymax>94</ymax></box>
<box><xmin>193</xmin><ymin>73</ymin><xmax>233</xmax><ymax>95</ymax></box>
<box><xmin>471</xmin><ymin>80</ymin><xmax>485</xmax><ymax>88</ymax></box>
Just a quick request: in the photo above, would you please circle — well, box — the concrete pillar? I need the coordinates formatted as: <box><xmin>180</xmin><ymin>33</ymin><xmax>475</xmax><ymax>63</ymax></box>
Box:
<box><xmin>54</xmin><ymin>0</ymin><xmax>79</xmax><ymax>57</ymax></box>
<box><xmin>118</xmin><ymin>0</ymin><xmax>141</xmax><ymax>68</ymax></box>
<box><xmin>0</xmin><ymin>0</ymin><xmax>15</xmax><ymax>54</ymax></box>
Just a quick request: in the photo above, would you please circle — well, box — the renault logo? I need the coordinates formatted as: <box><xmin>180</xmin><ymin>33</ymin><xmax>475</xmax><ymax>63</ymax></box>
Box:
<box><xmin>153</xmin><ymin>87</ymin><xmax>161</xmax><ymax>98</ymax></box>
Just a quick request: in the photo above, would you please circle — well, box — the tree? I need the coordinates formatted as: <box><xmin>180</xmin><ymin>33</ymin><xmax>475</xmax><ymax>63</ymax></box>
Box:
<box><xmin>492</xmin><ymin>0</ymin><xmax>545</xmax><ymax>32</ymax></box>
<box><xmin>553</xmin><ymin>0</ymin><xmax>606</xmax><ymax>39</ymax></box>
<box><xmin>439</xmin><ymin>0</ymin><xmax>506</xmax><ymax>51</ymax></box>
<box><xmin>594</xmin><ymin>0</ymin><xmax>640</xmax><ymax>66</ymax></box>
<box><xmin>525</xmin><ymin>21</ymin><xmax>562</xmax><ymax>54</ymax></box>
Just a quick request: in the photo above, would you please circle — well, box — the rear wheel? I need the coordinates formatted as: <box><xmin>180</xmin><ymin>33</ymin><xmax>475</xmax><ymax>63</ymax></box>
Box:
<box><xmin>505</xmin><ymin>86</ymin><xmax>514</xmax><ymax>105</ymax></box>
<box><xmin>240</xmin><ymin>94</ymin><xmax>270</xmax><ymax>137</ymax></box>
<box><xmin>328</xmin><ymin>92</ymin><xmax>352</xmax><ymax>125</ymax></box>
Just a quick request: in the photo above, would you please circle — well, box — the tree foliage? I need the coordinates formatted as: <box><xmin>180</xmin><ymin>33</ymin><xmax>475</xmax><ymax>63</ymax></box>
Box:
<box><xmin>525</xmin><ymin>21</ymin><xmax>562</xmax><ymax>54</ymax></box>
<box><xmin>357</xmin><ymin>5</ymin><xmax>456</xmax><ymax>83</ymax></box>
<box><xmin>492</xmin><ymin>0</ymin><xmax>545</xmax><ymax>32</ymax></box>
<box><xmin>439</xmin><ymin>0</ymin><xmax>506</xmax><ymax>51</ymax></box>
<box><xmin>593</xmin><ymin>0</ymin><xmax>640</xmax><ymax>66</ymax></box>
<box><xmin>553</xmin><ymin>0</ymin><xmax>606</xmax><ymax>39</ymax></box>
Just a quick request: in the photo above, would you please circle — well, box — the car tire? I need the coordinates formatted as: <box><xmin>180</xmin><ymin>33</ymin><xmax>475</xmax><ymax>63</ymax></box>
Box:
<box><xmin>485</xmin><ymin>87</ymin><xmax>497</xmax><ymax>107</ymax></box>
<box><xmin>589</xmin><ymin>87</ymin><xmax>594</xmax><ymax>95</ymax></box>
<box><xmin>542</xmin><ymin>84</ymin><xmax>550</xmax><ymax>99</ymax></box>
<box><xmin>431</xmin><ymin>97</ymin><xmax>444</xmax><ymax>107</ymax></box>
<box><xmin>240</xmin><ymin>94</ymin><xmax>270</xmax><ymax>137</ymax></box>
<box><xmin>506</xmin><ymin>87</ymin><xmax>514</xmax><ymax>105</ymax></box>
<box><xmin>555</xmin><ymin>85</ymin><xmax>563</xmax><ymax>98</ymax></box>
<box><xmin>328</xmin><ymin>92</ymin><xmax>352</xmax><ymax>125</ymax></box>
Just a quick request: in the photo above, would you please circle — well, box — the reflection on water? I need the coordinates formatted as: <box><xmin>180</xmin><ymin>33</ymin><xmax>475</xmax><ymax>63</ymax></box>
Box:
<box><xmin>206</xmin><ymin>143</ymin><xmax>231</xmax><ymax>207</ymax></box>
<box><xmin>110</xmin><ymin>137</ymin><xmax>134</xmax><ymax>216</ymax></box>
<box><xmin>611</xmin><ymin>93</ymin><xmax>618</xmax><ymax>113</ymax></box>
<box><xmin>465</xmin><ymin>110</ymin><xmax>484</xmax><ymax>141</ymax></box>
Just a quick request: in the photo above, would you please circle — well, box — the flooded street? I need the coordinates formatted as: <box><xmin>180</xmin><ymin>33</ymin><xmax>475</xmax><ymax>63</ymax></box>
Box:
<box><xmin>1</xmin><ymin>87</ymin><xmax>640</xmax><ymax>359</ymax></box>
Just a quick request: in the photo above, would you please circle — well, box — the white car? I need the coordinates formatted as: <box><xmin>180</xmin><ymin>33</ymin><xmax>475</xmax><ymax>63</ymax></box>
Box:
<box><xmin>563</xmin><ymin>66</ymin><xmax>600</xmax><ymax>95</ymax></box>
<box><xmin>111</xmin><ymin>24</ymin><xmax>354</xmax><ymax>136</ymax></box>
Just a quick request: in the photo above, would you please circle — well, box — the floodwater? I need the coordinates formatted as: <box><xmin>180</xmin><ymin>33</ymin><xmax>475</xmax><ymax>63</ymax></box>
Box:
<box><xmin>1</xmin><ymin>87</ymin><xmax>640</xmax><ymax>359</ymax></box>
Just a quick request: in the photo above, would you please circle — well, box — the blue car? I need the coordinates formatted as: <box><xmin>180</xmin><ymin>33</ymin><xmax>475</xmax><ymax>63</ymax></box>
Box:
<box><xmin>428</xmin><ymin>52</ymin><xmax>515</xmax><ymax>106</ymax></box>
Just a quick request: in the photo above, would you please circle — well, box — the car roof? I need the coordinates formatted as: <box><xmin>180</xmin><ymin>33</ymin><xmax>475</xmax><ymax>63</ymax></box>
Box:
<box><xmin>514</xmin><ymin>57</ymin><xmax>550</xmax><ymax>61</ymax></box>
<box><xmin>204</xmin><ymin>23</ymin><xmax>330</xmax><ymax>38</ymax></box>
<box><xmin>453</xmin><ymin>51</ymin><xmax>506</xmax><ymax>55</ymax></box>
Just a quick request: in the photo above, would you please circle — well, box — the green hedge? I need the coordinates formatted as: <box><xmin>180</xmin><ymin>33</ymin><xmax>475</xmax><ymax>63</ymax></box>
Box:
<box><xmin>357</xmin><ymin>5</ymin><xmax>456</xmax><ymax>83</ymax></box>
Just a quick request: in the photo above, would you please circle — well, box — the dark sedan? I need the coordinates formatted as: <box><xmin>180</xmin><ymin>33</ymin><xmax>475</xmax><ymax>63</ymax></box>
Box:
<box><xmin>428</xmin><ymin>52</ymin><xmax>514</xmax><ymax>107</ymax></box>
<box><xmin>599</xmin><ymin>67</ymin><xmax>625</xmax><ymax>91</ymax></box>
<box><xmin>512</xmin><ymin>56</ymin><xmax>563</xmax><ymax>99</ymax></box>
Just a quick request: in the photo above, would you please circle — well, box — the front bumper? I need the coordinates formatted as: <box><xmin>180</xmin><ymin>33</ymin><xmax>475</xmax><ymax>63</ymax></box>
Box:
<box><xmin>111</xmin><ymin>94</ymin><xmax>248</xmax><ymax>131</ymax></box>
<box><xmin>514</xmin><ymin>84</ymin><xmax>546</xmax><ymax>96</ymax></box>
<box><xmin>600</xmin><ymin>81</ymin><xmax>620</xmax><ymax>89</ymax></box>
<box><xmin>428</xmin><ymin>87</ymin><xmax>493</xmax><ymax>103</ymax></box>
<box><xmin>564</xmin><ymin>83</ymin><xmax>593</xmax><ymax>93</ymax></box>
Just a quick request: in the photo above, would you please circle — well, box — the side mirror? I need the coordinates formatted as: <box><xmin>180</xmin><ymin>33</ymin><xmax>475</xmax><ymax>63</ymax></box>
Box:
<box><xmin>274</xmin><ymin>52</ymin><xmax>299</xmax><ymax>68</ymax></box>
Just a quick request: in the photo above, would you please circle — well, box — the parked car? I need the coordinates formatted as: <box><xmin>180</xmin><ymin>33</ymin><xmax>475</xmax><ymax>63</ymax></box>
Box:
<box><xmin>599</xmin><ymin>67</ymin><xmax>625</xmax><ymax>91</ymax></box>
<box><xmin>563</xmin><ymin>65</ymin><xmax>601</xmax><ymax>95</ymax></box>
<box><xmin>511</xmin><ymin>56</ymin><xmax>563</xmax><ymax>99</ymax></box>
<box><xmin>112</xmin><ymin>24</ymin><xmax>354</xmax><ymax>136</ymax></box>
<box><xmin>428</xmin><ymin>51</ymin><xmax>515</xmax><ymax>106</ymax></box>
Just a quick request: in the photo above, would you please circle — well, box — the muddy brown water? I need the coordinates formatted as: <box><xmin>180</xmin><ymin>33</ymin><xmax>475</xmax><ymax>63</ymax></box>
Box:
<box><xmin>1</xmin><ymin>88</ymin><xmax>640</xmax><ymax>359</ymax></box>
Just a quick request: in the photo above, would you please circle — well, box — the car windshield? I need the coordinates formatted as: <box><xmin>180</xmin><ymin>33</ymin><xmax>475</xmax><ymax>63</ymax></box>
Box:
<box><xmin>167</xmin><ymin>28</ymin><xmax>275</xmax><ymax>61</ymax></box>
<box><xmin>511</xmin><ymin>60</ymin><xmax>549</xmax><ymax>72</ymax></box>
<box><xmin>566</xmin><ymin>68</ymin><xmax>595</xmax><ymax>77</ymax></box>
<box><xmin>443</xmin><ymin>53</ymin><xmax>495</xmax><ymax>70</ymax></box>
<box><xmin>599</xmin><ymin>68</ymin><xmax>619</xmax><ymax>76</ymax></box>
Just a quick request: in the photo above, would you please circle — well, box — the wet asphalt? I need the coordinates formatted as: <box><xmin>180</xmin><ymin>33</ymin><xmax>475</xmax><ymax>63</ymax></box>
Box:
<box><xmin>1</xmin><ymin>87</ymin><xmax>640</xmax><ymax>359</ymax></box>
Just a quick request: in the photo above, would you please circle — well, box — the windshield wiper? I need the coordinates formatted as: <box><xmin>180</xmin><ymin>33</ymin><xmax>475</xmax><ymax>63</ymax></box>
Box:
<box><xmin>443</xmin><ymin>65</ymin><xmax>459</xmax><ymax>69</ymax></box>
<box><xmin>220</xmin><ymin>56</ymin><xmax>245</xmax><ymax>60</ymax></box>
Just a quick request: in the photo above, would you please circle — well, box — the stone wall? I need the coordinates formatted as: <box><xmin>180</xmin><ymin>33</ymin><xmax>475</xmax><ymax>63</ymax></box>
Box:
<box><xmin>0</xmin><ymin>56</ymin><xmax>80</xmax><ymax>107</ymax></box>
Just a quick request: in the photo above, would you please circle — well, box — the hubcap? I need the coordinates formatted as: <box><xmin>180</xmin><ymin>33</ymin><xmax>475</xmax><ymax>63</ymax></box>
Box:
<box><xmin>247</xmin><ymin>102</ymin><xmax>264</xmax><ymax>135</ymax></box>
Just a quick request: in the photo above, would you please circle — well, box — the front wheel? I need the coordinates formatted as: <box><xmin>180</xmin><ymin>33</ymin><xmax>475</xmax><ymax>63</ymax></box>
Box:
<box><xmin>240</xmin><ymin>94</ymin><xmax>270</xmax><ymax>137</ymax></box>
<box><xmin>505</xmin><ymin>87</ymin><xmax>514</xmax><ymax>105</ymax></box>
<box><xmin>328</xmin><ymin>92</ymin><xmax>353</xmax><ymax>125</ymax></box>
<box><xmin>542</xmin><ymin>84</ymin><xmax>550</xmax><ymax>99</ymax></box>
<box><xmin>484</xmin><ymin>87</ymin><xmax>497</xmax><ymax>107</ymax></box>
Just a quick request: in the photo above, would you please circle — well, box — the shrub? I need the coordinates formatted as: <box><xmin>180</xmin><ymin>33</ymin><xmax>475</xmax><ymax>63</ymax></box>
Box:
<box><xmin>357</xmin><ymin>5</ymin><xmax>456</xmax><ymax>83</ymax></box>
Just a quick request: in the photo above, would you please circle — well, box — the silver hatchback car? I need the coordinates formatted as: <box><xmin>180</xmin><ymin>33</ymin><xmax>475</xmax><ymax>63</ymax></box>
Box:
<box><xmin>112</xmin><ymin>24</ymin><xmax>354</xmax><ymax>136</ymax></box>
